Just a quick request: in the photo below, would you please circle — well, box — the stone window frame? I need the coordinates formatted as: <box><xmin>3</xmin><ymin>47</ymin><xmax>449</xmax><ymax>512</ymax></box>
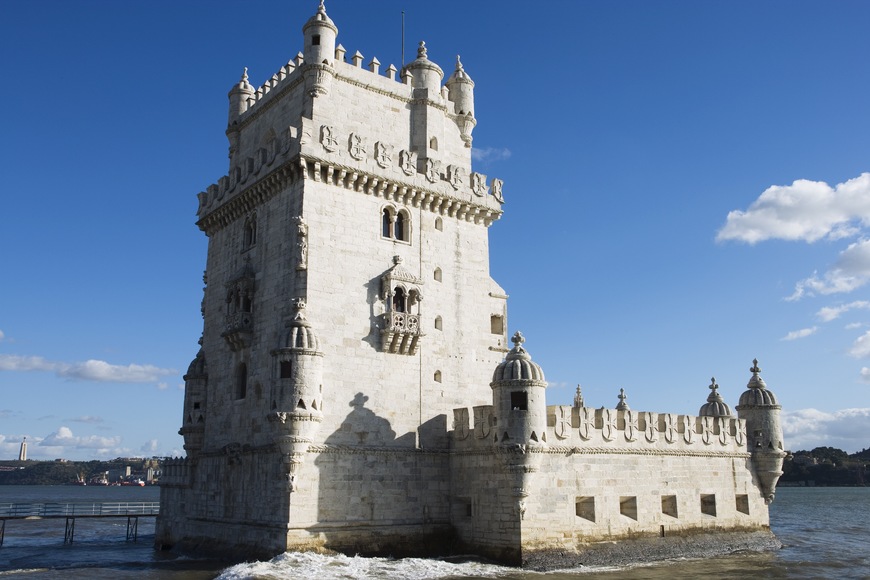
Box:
<box><xmin>381</xmin><ymin>204</ymin><xmax>412</xmax><ymax>244</ymax></box>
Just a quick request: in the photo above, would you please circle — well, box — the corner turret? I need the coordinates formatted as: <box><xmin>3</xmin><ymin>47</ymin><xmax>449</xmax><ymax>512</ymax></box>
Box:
<box><xmin>446</xmin><ymin>56</ymin><xmax>476</xmax><ymax>147</ymax></box>
<box><xmin>490</xmin><ymin>331</ymin><xmax>548</xmax><ymax>445</ymax></box>
<box><xmin>735</xmin><ymin>359</ymin><xmax>785</xmax><ymax>504</ymax></box>
<box><xmin>227</xmin><ymin>68</ymin><xmax>255</xmax><ymax>125</ymax></box>
<box><xmin>179</xmin><ymin>344</ymin><xmax>208</xmax><ymax>457</ymax></box>
<box><xmin>269</xmin><ymin>299</ymin><xmax>325</xmax><ymax>492</ymax></box>
<box><xmin>406</xmin><ymin>41</ymin><xmax>444</xmax><ymax>94</ymax></box>
<box><xmin>302</xmin><ymin>0</ymin><xmax>338</xmax><ymax>66</ymax></box>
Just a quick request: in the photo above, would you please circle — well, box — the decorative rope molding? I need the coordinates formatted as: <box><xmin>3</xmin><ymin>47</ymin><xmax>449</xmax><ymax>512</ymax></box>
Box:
<box><xmin>453</xmin><ymin>445</ymin><xmax>750</xmax><ymax>459</ymax></box>
<box><xmin>307</xmin><ymin>444</ymin><xmax>450</xmax><ymax>456</ymax></box>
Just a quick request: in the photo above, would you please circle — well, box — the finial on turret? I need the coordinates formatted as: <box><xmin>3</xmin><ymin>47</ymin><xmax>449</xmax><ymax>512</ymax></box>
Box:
<box><xmin>616</xmin><ymin>388</ymin><xmax>629</xmax><ymax>410</ymax></box>
<box><xmin>751</xmin><ymin>358</ymin><xmax>761</xmax><ymax>375</ymax></box>
<box><xmin>709</xmin><ymin>377</ymin><xmax>719</xmax><ymax>393</ymax></box>
<box><xmin>573</xmin><ymin>384</ymin><xmax>584</xmax><ymax>408</ymax></box>
<box><xmin>241</xmin><ymin>67</ymin><xmax>249</xmax><ymax>83</ymax></box>
<box><xmin>455</xmin><ymin>55</ymin><xmax>463</xmax><ymax>70</ymax></box>
<box><xmin>511</xmin><ymin>331</ymin><xmax>525</xmax><ymax>347</ymax></box>
<box><xmin>417</xmin><ymin>41</ymin><xmax>427</xmax><ymax>59</ymax></box>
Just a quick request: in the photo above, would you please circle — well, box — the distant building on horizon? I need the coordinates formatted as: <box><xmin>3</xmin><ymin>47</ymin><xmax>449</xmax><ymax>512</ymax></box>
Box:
<box><xmin>18</xmin><ymin>437</ymin><xmax>26</xmax><ymax>461</ymax></box>
<box><xmin>157</xmin><ymin>1</ymin><xmax>787</xmax><ymax>569</ymax></box>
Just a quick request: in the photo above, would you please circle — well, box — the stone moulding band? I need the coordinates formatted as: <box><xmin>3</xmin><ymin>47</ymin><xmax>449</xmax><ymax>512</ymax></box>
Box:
<box><xmin>198</xmin><ymin>154</ymin><xmax>502</xmax><ymax>236</ymax></box>
<box><xmin>453</xmin><ymin>446</ymin><xmax>751</xmax><ymax>459</ymax></box>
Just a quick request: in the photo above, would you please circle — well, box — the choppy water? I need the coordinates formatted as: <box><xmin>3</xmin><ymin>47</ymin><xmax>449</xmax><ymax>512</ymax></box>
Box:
<box><xmin>1</xmin><ymin>486</ymin><xmax>868</xmax><ymax>579</ymax></box>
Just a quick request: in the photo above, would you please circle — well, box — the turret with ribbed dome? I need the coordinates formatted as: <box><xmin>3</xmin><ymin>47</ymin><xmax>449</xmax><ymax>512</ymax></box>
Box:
<box><xmin>490</xmin><ymin>331</ymin><xmax>548</xmax><ymax>445</ymax></box>
<box><xmin>699</xmin><ymin>377</ymin><xmax>733</xmax><ymax>417</ymax></box>
<box><xmin>180</xmin><ymin>343</ymin><xmax>208</xmax><ymax>456</ymax></box>
<box><xmin>735</xmin><ymin>359</ymin><xmax>785</xmax><ymax>504</ymax></box>
<box><xmin>269</xmin><ymin>299</ymin><xmax>325</xmax><ymax>492</ymax></box>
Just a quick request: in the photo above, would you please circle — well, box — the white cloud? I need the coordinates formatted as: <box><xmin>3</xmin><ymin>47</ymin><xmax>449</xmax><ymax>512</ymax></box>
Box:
<box><xmin>787</xmin><ymin>239</ymin><xmax>870</xmax><ymax>300</ymax></box>
<box><xmin>71</xmin><ymin>415</ymin><xmax>104</xmax><ymax>424</ymax></box>
<box><xmin>861</xmin><ymin>368</ymin><xmax>870</xmax><ymax>383</ymax></box>
<box><xmin>846</xmin><ymin>322</ymin><xmax>863</xmax><ymax>330</ymax></box>
<box><xmin>781</xmin><ymin>327</ymin><xmax>818</xmax><ymax>341</ymax></box>
<box><xmin>470</xmin><ymin>146</ymin><xmax>512</xmax><ymax>164</ymax></box>
<box><xmin>849</xmin><ymin>331</ymin><xmax>870</xmax><ymax>358</ymax></box>
<box><xmin>717</xmin><ymin>173</ymin><xmax>870</xmax><ymax>244</ymax></box>
<box><xmin>140</xmin><ymin>439</ymin><xmax>159</xmax><ymax>454</ymax></box>
<box><xmin>0</xmin><ymin>330</ymin><xmax>5</xmax><ymax>341</ymax></box>
<box><xmin>157</xmin><ymin>382</ymin><xmax>168</xmax><ymax>390</ymax></box>
<box><xmin>817</xmin><ymin>300</ymin><xmax>870</xmax><ymax>322</ymax></box>
<box><xmin>781</xmin><ymin>407</ymin><xmax>870</xmax><ymax>453</ymax></box>
<box><xmin>39</xmin><ymin>426</ymin><xmax>122</xmax><ymax>451</ymax></box>
<box><xmin>0</xmin><ymin>354</ymin><xmax>176</xmax><ymax>383</ymax></box>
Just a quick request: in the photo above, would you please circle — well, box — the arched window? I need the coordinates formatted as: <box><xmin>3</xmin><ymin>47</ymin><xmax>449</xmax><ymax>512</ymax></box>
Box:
<box><xmin>429</xmin><ymin>137</ymin><xmax>438</xmax><ymax>151</ymax></box>
<box><xmin>392</xmin><ymin>287</ymin><xmax>407</xmax><ymax>313</ymax></box>
<box><xmin>381</xmin><ymin>206</ymin><xmax>411</xmax><ymax>243</ymax></box>
<box><xmin>395</xmin><ymin>211</ymin><xmax>406</xmax><ymax>241</ymax></box>
<box><xmin>382</xmin><ymin>208</ymin><xmax>392</xmax><ymax>238</ymax></box>
<box><xmin>236</xmin><ymin>363</ymin><xmax>248</xmax><ymax>399</ymax></box>
<box><xmin>434</xmin><ymin>370</ymin><xmax>442</xmax><ymax>383</ymax></box>
<box><xmin>434</xmin><ymin>267</ymin><xmax>442</xmax><ymax>282</ymax></box>
<box><xmin>435</xmin><ymin>217</ymin><xmax>443</xmax><ymax>231</ymax></box>
<box><xmin>434</xmin><ymin>316</ymin><xmax>442</xmax><ymax>330</ymax></box>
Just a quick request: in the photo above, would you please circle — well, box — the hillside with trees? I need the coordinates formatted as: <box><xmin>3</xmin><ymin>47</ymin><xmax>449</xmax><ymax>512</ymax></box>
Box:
<box><xmin>780</xmin><ymin>447</ymin><xmax>869</xmax><ymax>487</ymax></box>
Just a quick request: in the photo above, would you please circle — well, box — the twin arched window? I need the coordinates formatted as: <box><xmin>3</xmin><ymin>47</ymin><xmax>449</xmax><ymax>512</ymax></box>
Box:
<box><xmin>382</xmin><ymin>206</ymin><xmax>411</xmax><ymax>242</ymax></box>
<box><xmin>391</xmin><ymin>286</ymin><xmax>421</xmax><ymax>314</ymax></box>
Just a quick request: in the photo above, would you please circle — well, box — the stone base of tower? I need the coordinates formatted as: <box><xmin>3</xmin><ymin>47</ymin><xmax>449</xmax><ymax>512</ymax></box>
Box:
<box><xmin>520</xmin><ymin>529</ymin><xmax>781</xmax><ymax>571</ymax></box>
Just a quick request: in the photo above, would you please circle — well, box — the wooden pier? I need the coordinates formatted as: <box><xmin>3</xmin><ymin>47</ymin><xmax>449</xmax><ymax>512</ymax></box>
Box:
<box><xmin>0</xmin><ymin>501</ymin><xmax>159</xmax><ymax>546</ymax></box>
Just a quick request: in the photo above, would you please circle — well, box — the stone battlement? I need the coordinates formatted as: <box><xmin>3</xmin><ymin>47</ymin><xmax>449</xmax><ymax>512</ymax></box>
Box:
<box><xmin>452</xmin><ymin>405</ymin><xmax>748</xmax><ymax>455</ymax></box>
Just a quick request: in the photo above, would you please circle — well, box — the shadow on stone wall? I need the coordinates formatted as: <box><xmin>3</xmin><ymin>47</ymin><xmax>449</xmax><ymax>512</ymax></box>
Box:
<box><xmin>311</xmin><ymin>392</ymin><xmax>454</xmax><ymax>556</ymax></box>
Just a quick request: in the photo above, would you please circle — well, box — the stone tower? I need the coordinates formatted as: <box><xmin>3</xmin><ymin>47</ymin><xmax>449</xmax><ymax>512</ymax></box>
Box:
<box><xmin>158</xmin><ymin>2</ymin><xmax>785</xmax><ymax>567</ymax></box>
<box><xmin>158</xmin><ymin>1</ymin><xmax>507</xmax><ymax>558</ymax></box>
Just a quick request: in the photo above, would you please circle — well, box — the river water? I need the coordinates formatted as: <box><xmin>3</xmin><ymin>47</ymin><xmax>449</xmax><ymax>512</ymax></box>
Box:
<box><xmin>0</xmin><ymin>486</ymin><xmax>867</xmax><ymax>579</ymax></box>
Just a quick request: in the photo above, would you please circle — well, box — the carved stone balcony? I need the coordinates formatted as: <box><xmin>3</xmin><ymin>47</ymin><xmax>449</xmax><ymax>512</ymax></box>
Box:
<box><xmin>380</xmin><ymin>311</ymin><xmax>422</xmax><ymax>355</ymax></box>
<box><xmin>222</xmin><ymin>311</ymin><xmax>253</xmax><ymax>351</ymax></box>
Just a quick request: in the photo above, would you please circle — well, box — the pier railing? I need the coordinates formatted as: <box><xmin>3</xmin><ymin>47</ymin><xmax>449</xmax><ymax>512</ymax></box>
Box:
<box><xmin>0</xmin><ymin>502</ymin><xmax>160</xmax><ymax>546</ymax></box>
<box><xmin>0</xmin><ymin>501</ymin><xmax>160</xmax><ymax>518</ymax></box>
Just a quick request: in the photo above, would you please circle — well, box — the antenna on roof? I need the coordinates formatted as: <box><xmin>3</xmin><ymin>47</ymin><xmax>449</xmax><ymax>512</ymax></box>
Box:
<box><xmin>401</xmin><ymin>11</ymin><xmax>405</xmax><ymax>67</ymax></box>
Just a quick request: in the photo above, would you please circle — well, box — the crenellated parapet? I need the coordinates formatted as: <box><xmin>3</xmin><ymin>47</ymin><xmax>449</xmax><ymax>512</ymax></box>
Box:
<box><xmin>453</xmin><ymin>404</ymin><xmax>749</xmax><ymax>456</ymax></box>
<box><xmin>160</xmin><ymin>457</ymin><xmax>191</xmax><ymax>487</ymax></box>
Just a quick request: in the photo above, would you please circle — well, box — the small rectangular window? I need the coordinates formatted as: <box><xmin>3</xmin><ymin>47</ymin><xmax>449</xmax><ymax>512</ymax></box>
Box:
<box><xmin>490</xmin><ymin>315</ymin><xmax>504</xmax><ymax>335</ymax></box>
<box><xmin>312</xmin><ymin>35</ymin><xmax>321</xmax><ymax>46</ymax></box>
<box><xmin>280</xmin><ymin>361</ymin><xmax>293</xmax><ymax>379</ymax></box>
<box><xmin>620</xmin><ymin>496</ymin><xmax>638</xmax><ymax>521</ymax></box>
<box><xmin>193</xmin><ymin>402</ymin><xmax>201</xmax><ymax>410</ymax></box>
<box><xmin>575</xmin><ymin>496</ymin><xmax>595</xmax><ymax>522</ymax></box>
<box><xmin>701</xmin><ymin>494</ymin><xmax>717</xmax><ymax>517</ymax></box>
<box><xmin>510</xmin><ymin>391</ymin><xmax>528</xmax><ymax>411</ymax></box>
<box><xmin>661</xmin><ymin>495</ymin><xmax>678</xmax><ymax>518</ymax></box>
<box><xmin>736</xmin><ymin>494</ymin><xmax>750</xmax><ymax>515</ymax></box>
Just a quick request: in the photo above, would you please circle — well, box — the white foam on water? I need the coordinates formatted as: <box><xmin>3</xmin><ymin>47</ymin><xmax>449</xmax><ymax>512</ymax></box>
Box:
<box><xmin>215</xmin><ymin>551</ymin><xmax>527</xmax><ymax>580</ymax></box>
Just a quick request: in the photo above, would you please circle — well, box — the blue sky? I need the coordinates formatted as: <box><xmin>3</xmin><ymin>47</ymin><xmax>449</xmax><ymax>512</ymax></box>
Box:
<box><xmin>1</xmin><ymin>0</ymin><xmax>869</xmax><ymax>460</ymax></box>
